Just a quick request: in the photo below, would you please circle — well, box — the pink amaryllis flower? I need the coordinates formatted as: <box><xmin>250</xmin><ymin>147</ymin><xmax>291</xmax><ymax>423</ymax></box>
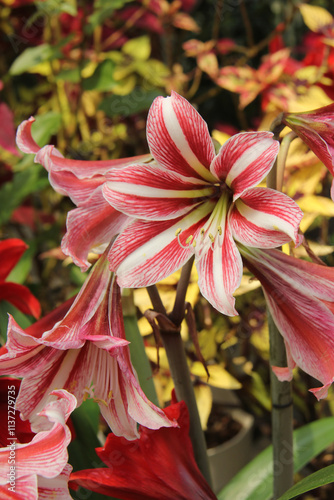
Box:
<box><xmin>282</xmin><ymin>104</ymin><xmax>334</xmax><ymax>200</ymax></box>
<box><xmin>239</xmin><ymin>245</ymin><xmax>334</xmax><ymax>399</ymax></box>
<box><xmin>70</xmin><ymin>399</ymin><xmax>217</xmax><ymax>500</ymax></box>
<box><xmin>16</xmin><ymin>117</ymin><xmax>151</xmax><ymax>271</ymax></box>
<box><xmin>0</xmin><ymin>389</ymin><xmax>75</xmax><ymax>500</ymax></box>
<box><xmin>0</xmin><ymin>246</ymin><xmax>175</xmax><ymax>438</ymax></box>
<box><xmin>103</xmin><ymin>91</ymin><xmax>303</xmax><ymax>315</ymax></box>
<box><xmin>0</xmin><ymin>238</ymin><xmax>41</xmax><ymax>319</ymax></box>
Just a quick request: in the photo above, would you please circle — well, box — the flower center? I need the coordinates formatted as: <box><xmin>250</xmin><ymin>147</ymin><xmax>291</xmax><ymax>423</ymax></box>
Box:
<box><xmin>175</xmin><ymin>189</ymin><xmax>232</xmax><ymax>255</ymax></box>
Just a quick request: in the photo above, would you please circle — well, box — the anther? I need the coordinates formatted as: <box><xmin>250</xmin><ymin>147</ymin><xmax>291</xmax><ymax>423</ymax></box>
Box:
<box><xmin>208</xmin><ymin>233</ymin><xmax>214</xmax><ymax>242</ymax></box>
<box><xmin>175</xmin><ymin>228</ymin><xmax>182</xmax><ymax>236</ymax></box>
<box><xmin>218</xmin><ymin>226</ymin><xmax>222</xmax><ymax>235</ymax></box>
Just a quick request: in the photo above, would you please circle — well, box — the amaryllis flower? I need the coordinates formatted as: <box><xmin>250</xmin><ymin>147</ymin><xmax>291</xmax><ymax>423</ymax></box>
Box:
<box><xmin>240</xmin><ymin>245</ymin><xmax>334</xmax><ymax>399</ymax></box>
<box><xmin>70</xmin><ymin>399</ymin><xmax>217</xmax><ymax>500</ymax></box>
<box><xmin>282</xmin><ymin>104</ymin><xmax>334</xmax><ymax>200</ymax></box>
<box><xmin>16</xmin><ymin>117</ymin><xmax>151</xmax><ymax>271</ymax></box>
<box><xmin>0</xmin><ymin>246</ymin><xmax>175</xmax><ymax>438</ymax></box>
<box><xmin>0</xmin><ymin>238</ymin><xmax>41</xmax><ymax>319</ymax></box>
<box><xmin>103</xmin><ymin>91</ymin><xmax>303</xmax><ymax>315</ymax></box>
<box><xmin>0</xmin><ymin>389</ymin><xmax>75</xmax><ymax>500</ymax></box>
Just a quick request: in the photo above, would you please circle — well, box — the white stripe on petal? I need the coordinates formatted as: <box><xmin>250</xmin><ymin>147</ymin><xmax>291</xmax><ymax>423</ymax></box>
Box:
<box><xmin>235</xmin><ymin>199</ymin><xmax>296</xmax><ymax>241</ymax></box>
<box><xmin>226</xmin><ymin>136</ymin><xmax>276</xmax><ymax>186</ymax></box>
<box><xmin>162</xmin><ymin>97</ymin><xmax>216</xmax><ymax>182</ymax></box>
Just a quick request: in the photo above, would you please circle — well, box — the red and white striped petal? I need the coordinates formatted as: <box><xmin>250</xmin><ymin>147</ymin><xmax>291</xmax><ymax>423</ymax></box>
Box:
<box><xmin>230</xmin><ymin>188</ymin><xmax>303</xmax><ymax>248</ymax></box>
<box><xmin>103</xmin><ymin>163</ymin><xmax>215</xmax><ymax>220</ymax></box>
<box><xmin>61</xmin><ymin>187</ymin><xmax>131</xmax><ymax>271</ymax></box>
<box><xmin>211</xmin><ymin>132</ymin><xmax>279</xmax><ymax>200</ymax></box>
<box><xmin>0</xmin><ymin>390</ymin><xmax>75</xmax><ymax>485</ymax></box>
<box><xmin>36</xmin><ymin>144</ymin><xmax>150</xmax><ymax>178</ymax></box>
<box><xmin>242</xmin><ymin>247</ymin><xmax>334</xmax><ymax>399</ymax></box>
<box><xmin>109</xmin><ymin>203</ymin><xmax>214</xmax><ymax>288</ymax></box>
<box><xmin>196</xmin><ymin>222</ymin><xmax>243</xmax><ymax>316</ymax></box>
<box><xmin>147</xmin><ymin>92</ymin><xmax>216</xmax><ymax>182</ymax></box>
<box><xmin>16</xmin><ymin>117</ymin><xmax>40</xmax><ymax>154</ymax></box>
<box><xmin>38</xmin><ymin>463</ymin><xmax>72</xmax><ymax>500</ymax></box>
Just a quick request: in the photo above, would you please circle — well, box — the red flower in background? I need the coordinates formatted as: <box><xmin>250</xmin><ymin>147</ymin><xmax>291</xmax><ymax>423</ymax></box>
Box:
<box><xmin>70</xmin><ymin>400</ymin><xmax>217</xmax><ymax>500</ymax></box>
<box><xmin>0</xmin><ymin>238</ymin><xmax>41</xmax><ymax>319</ymax></box>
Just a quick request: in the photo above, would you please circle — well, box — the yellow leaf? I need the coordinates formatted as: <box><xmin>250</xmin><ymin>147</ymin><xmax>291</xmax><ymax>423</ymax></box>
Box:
<box><xmin>294</xmin><ymin>241</ymin><xmax>334</xmax><ymax>258</ymax></box>
<box><xmin>297</xmin><ymin>195</ymin><xmax>334</xmax><ymax>217</ymax></box>
<box><xmin>212</xmin><ymin>130</ymin><xmax>231</xmax><ymax>146</ymax></box>
<box><xmin>145</xmin><ymin>346</ymin><xmax>169</xmax><ymax>370</ymax></box>
<box><xmin>299</xmin><ymin>3</ymin><xmax>333</xmax><ymax>33</ymax></box>
<box><xmin>286</xmin><ymin>162</ymin><xmax>325</xmax><ymax>197</ymax></box>
<box><xmin>299</xmin><ymin>213</ymin><xmax>318</xmax><ymax>233</ymax></box>
<box><xmin>111</xmin><ymin>75</ymin><xmax>137</xmax><ymax>96</ymax></box>
<box><xmin>234</xmin><ymin>273</ymin><xmax>261</xmax><ymax>296</ymax></box>
<box><xmin>194</xmin><ymin>384</ymin><xmax>213</xmax><ymax>430</ymax></box>
<box><xmin>191</xmin><ymin>362</ymin><xmax>242</xmax><ymax>390</ymax></box>
<box><xmin>122</xmin><ymin>36</ymin><xmax>151</xmax><ymax>61</ymax></box>
<box><xmin>28</xmin><ymin>61</ymin><xmax>52</xmax><ymax>76</ymax></box>
<box><xmin>287</xmin><ymin>85</ymin><xmax>332</xmax><ymax>112</ymax></box>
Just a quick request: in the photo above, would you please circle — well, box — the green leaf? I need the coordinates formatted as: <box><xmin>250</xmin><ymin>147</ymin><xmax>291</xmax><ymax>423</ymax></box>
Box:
<box><xmin>218</xmin><ymin>417</ymin><xmax>334</xmax><ymax>500</ymax></box>
<box><xmin>82</xmin><ymin>60</ymin><xmax>116</xmax><ymax>91</ymax></box>
<box><xmin>68</xmin><ymin>399</ymin><xmax>118</xmax><ymax>500</ymax></box>
<box><xmin>278</xmin><ymin>464</ymin><xmax>334</xmax><ymax>500</ymax></box>
<box><xmin>0</xmin><ymin>301</ymin><xmax>33</xmax><ymax>344</ymax></box>
<box><xmin>99</xmin><ymin>88</ymin><xmax>163</xmax><ymax>117</ymax></box>
<box><xmin>7</xmin><ymin>240</ymin><xmax>36</xmax><ymax>285</ymax></box>
<box><xmin>0</xmin><ymin>164</ymin><xmax>49</xmax><ymax>225</ymax></box>
<box><xmin>56</xmin><ymin>67</ymin><xmax>81</xmax><ymax>83</ymax></box>
<box><xmin>86</xmin><ymin>0</ymin><xmax>132</xmax><ymax>32</ymax></box>
<box><xmin>122</xmin><ymin>291</ymin><xmax>159</xmax><ymax>407</ymax></box>
<box><xmin>9</xmin><ymin>44</ymin><xmax>56</xmax><ymax>75</ymax></box>
<box><xmin>31</xmin><ymin>112</ymin><xmax>62</xmax><ymax>147</ymax></box>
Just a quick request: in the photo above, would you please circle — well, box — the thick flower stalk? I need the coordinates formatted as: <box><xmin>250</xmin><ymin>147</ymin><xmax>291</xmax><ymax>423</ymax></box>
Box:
<box><xmin>16</xmin><ymin>117</ymin><xmax>151</xmax><ymax>271</ymax></box>
<box><xmin>240</xmin><ymin>246</ymin><xmax>334</xmax><ymax>399</ymax></box>
<box><xmin>103</xmin><ymin>91</ymin><xmax>303</xmax><ymax>315</ymax></box>
<box><xmin>282</xmin><ymin>103</ymin><xmax>334</xmax><ymax>200</ymax></box>
<box><xmin>0</xmin><ymin>247</ymin><xmax>175</xmax><ymax>438</ymax></box>
<box><xmin>70</xmin><ymin>399</ymin><xmax>217</xmax><ymax>500</ymax></box>
<box><xmin>0</xmin><ymin>238</ymin><xmax>41</xmax><ymax>319</ymax></box>
<box><xmin>0</xmin><ymin>389</ymin><xmax>75</xmax><ymax>500</ymax></box>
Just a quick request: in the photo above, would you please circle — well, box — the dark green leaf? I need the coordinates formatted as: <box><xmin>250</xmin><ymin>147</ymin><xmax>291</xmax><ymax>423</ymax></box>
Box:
<box><xmin>0</xmin><ymin>165</ymin><xmax>49</xmax><ymax>225</ymax></box>
<box><xmin>31</xmin><ymin>112</ymin><xmax>62</xmax><ymax>147</ymax></box>
<box><xmin>218</xmin><ymin>417</ymin><xmax>334</xmax><ymax>500</ymax></box>
<box><xmin>278</xmin><ymin>464</ymin><xmax>334</xmax><ymax>500</ymax></box>
<box><xmin>82</xmin><ymin>60</ymin><xmax>116</xmax><ymax>91</ymax></box>
<box><xmin>99</xmin><ymin>88</ymin><xmax>163</xmax><ymax>118</ymax></box>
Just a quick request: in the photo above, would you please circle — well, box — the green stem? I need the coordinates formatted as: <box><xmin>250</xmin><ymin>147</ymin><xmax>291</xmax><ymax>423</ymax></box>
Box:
<box><xmin>268</xmin><ymin>314</ymin><xmax>294</xmax><ymax>499</ymax></box>
<box><xmin>266</xmin><ymin>122</ymin><xmax>294</xmax><ymax>498</ymax></box>
<box><xmin>146</xmin><ymin>268</ymin><xmax>212</xmax><ymax>486</ymax></box>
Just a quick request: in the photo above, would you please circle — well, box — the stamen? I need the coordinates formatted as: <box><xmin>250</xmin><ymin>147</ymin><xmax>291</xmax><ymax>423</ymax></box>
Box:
<box><xmin>208</xmin><ymin>233</ymin><xmax>214</xmax><ymax>242</ymax></box>
<box><xmin>185</xmin><ymin>235</ymin><xmax>193</xmax><ymax>244</ymax></box>
<box><xmin>175</xmin><ymin>228</ymin><xmax>182</xmax><ymax>236</ymax></box>
<box><xmin>218</xmin><ymin>226</ymin><xmax>222</xmax><ymax>235</ymax></box>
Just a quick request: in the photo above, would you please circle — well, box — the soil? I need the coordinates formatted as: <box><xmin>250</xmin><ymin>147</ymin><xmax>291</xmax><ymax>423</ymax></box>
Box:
<box><xmin>204</xmin><ymin>403</ymin><xmax>242</xmax><ymax>449</ymax></box>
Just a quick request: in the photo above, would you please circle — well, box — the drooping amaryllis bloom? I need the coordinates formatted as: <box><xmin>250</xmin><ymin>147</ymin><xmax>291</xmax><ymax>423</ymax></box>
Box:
<box><xmin>282</xmin><ymin>104</ymin><xmax>334</xmax><ymax>200</ymax></box>
<box><xmin>0</xmin><ymin>389</ymin><xmax>75</xmax><ymax>500</ymax></box>
<box><xmin>0</xmin><ymin>246</ymin><xmax>175</xmax><ymax>438</ymax></box>
<box><xmin>70</xmin><ymin>400</ymin><xmax>217</xmax><ymax>500</ymax></box>
<box><xmin>103</xmin><ymin>91</ymin><xmax>303</xmax><ymax>315</ymax></box>
<box><xmin>0</xmin><ymin>238</ymin><xmax>41</xmax><ymax>319</ymax></box>
<box><xmin>239</xmin><ymin>245</ymin><xmax>334</xmax><ymax>399</ymax></box>
<box><xmin>16</xmin><ymin>117</ymin><xmax>151</xmax><ymax>271</ymax></box>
